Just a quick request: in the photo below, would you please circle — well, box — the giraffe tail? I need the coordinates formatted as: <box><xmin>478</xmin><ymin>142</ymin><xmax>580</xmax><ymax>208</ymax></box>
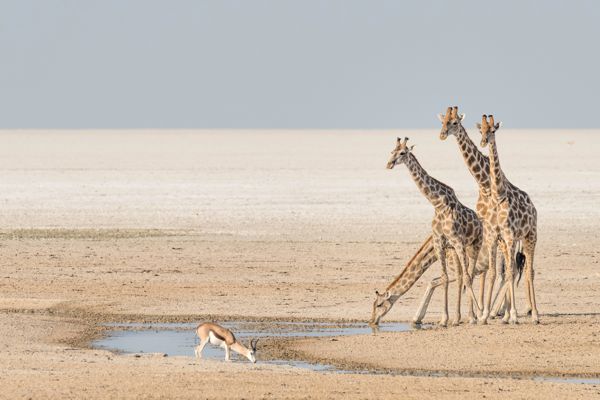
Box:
<box><xmin>516</xmin><ymin>251</ymin><xmax>526</xmax><ymax>286</ymax></box>
<box><xmin>497</xmin><ymin>244</ymin><xmax>526</xmax><ymax>286</ymax></box>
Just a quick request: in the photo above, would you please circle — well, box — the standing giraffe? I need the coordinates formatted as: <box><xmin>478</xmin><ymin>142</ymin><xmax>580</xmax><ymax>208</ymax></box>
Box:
<box><xmin>477</xmin><ymin>115</ymin><xmax>539</xmax><ymax>324</ymax></box>
<box><xmin>386</xmin><ymin>137</ymin><xmax>482</xmax><ymax>326</ymax></box>
<box><xmin>438</xmin><ymin>106</ymin><xmax>528</xmax><ymax>321</ymax></box>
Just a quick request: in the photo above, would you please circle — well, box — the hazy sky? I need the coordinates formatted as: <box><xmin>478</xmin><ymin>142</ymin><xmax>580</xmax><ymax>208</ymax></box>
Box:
<box><xmin>1</xmin><ymin>1</ymin><xmax>599</xmax><ymax>128</ymax></box>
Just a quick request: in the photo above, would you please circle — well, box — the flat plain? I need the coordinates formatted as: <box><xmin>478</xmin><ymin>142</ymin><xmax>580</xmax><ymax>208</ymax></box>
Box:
<box><xmin>0</xmin><ymin>129</ymin><xmax>599</xmax><ymax>399</ymax></box>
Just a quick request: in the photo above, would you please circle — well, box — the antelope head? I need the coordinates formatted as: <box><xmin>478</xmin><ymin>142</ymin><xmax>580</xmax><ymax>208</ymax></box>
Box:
<box><xmin>247</xmin><ymin>338</ymin><xmax>259</xmax><ymax>363</ymax></box>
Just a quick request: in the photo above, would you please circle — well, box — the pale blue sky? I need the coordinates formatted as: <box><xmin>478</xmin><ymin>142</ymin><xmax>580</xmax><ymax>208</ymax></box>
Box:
<box><xmin>0</xmin><ymin>1</ymin><xmax>598</xmax><ymax>128</ymax></box>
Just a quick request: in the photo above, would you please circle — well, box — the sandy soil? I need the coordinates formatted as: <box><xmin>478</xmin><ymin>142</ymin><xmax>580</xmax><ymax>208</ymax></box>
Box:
<box><xmin>0</xmin><ymin>130</ymin><xmax>599</xmax><ymax>398</ymax></box>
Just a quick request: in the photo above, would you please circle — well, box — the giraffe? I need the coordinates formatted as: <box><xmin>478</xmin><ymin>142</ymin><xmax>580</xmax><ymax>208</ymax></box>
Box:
<box><xmin>370</xmin><ymin>235</ymin><xmax>493</xmax><ymax>329</ymax></box>
<box><xmin>437</xmin><ymin>106</ymin><xmax>528</xmax><ymax>322</ymax></box>
<box><xmin>385</xmin><ymin>137</ymin><xmax>482</xmax><ymax>326</ymax></box>
<box><xmin>476</xmin><ymin>115</ymin><xmax>539</xmax><ymax>324</ymax></box>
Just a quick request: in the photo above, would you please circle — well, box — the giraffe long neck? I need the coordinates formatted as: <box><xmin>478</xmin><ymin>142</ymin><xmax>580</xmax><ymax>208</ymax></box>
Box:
<box><xmin>455</xmin><ymin>125</ymin><xmax>490</xmax><ymax>190</ymax></box>
<box><xmin>404</xmin><ymin>153</ymin><xmax>446</xmax><ymax>209</ymax></box>
<box><xmin>386</xmin><ymin>236</ymin><xmax>437</xmax><ymax>297</ymax></box>
<box><xmin>487</xmin><ymin>134</ymin><xmax>507</xmax><ymax>201</ymax></box>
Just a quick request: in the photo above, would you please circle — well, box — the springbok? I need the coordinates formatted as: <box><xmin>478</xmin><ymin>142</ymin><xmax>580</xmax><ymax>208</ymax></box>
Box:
<box><xmin>195</xmin><ymin>322</ymin><xmax>258</xmax><ymax>363</ymax></box>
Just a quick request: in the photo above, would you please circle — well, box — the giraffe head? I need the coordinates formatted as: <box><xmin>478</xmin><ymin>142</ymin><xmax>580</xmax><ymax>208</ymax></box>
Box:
<box><xmin>369</xmin><ymin>289</ymin><xmax>393</xmax><ymax>329</ymax></box>
<box><xmin>386</xmin><ymin>137</ymin><xmax>414</xmax><ymax>169</ymax></box>
<box><xmin>476</xmin><ymin>114</ymin><xmax>502</xmax><ymax>147</ymax></box>
<box><xmin>437</xmin><ymin>106</ymin><xmax>466</xmax><ymax>140</ymax></box>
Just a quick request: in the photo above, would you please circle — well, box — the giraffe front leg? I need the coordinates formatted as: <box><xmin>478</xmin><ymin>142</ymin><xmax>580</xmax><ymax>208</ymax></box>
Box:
<box><xmin>413</xmin><ymin>277</ymin><xmax>442</xmax><ymax>326</ymax></box>
<box><xmin>455</xmin><ymin>243</ymin><xmax>481</xmax><ymax>323</ymax></box>
<box><xmin>451</xmin><ymin>251</ymin><xmax>462</xmax><ymax>326</ymax></box>
<box><xmin>478</xmin><ymin>270</ymin><xmax>486</xmax><ymax>320</ymax></box>
<box><xmin>480</xmin><ymin>241</ymin><xmax>498</xmax><ymax>325</ymax></box>
<box><xmin>433</xmin><ymin>240</ymin><xmax>449</xmax><ymax>328</ymax></box>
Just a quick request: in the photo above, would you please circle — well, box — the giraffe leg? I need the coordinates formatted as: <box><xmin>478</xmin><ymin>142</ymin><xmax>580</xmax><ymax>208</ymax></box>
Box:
<box><xmin>523</xmin><ymin>235</ymin><xmax>539</xmax><ymax>324</ymax></box>
<box><xmin>432</xmin><ymin>239</ymin><xmax>449</xmax><ymax>327</ymax></box>
<box><xmin>480</xmin><ymin>241</ymin><xmax>497</xmax><ymax>325</ymax></box>
<box><xmin>491</xmin><ymin>280</ymin><xmax>509</xmax><ymax>317</ymax></box>
<box><xmin>478</xmin><ymin>269</ymin><xmax>486</xmax><ymax>319</ymax></box>
<box><xmin>451</xmin><ymin>251</ymin><xmax>462</xmax><ymax>326</ymax></box>
<box><xmin>518</xmin><ymin>241</ymin><xmax>533</xmax><ymax>316</ymax></box>
<box><xmin>455</xmin><ymin>243</ymin><xmax>481</xmax><ymax>320</ymax></box>
<box><xmin>490</xmin><ymin>251</ymin><xmax>506</xmax><ymax>318</ymax></box>
<box><xmin>500</xmin><ymin>240</ymin><xmax>518</xmax><ymax>324</ymax></box>
<box><xmin>468</xmin><ymin>243</ymin><xmax>482</xmax><ymax>324</ymax></box>
<box><xmin>412</xmin><ymin>276</ymin><xmax>456</xmax><ymax>326</ymax></box>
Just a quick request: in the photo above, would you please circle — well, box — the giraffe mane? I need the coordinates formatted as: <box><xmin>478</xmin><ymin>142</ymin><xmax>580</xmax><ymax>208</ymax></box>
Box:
<box><xmin>385</xmin><ymin>236</ymin><xmax>433</xmax><ymax>291</ymax></box>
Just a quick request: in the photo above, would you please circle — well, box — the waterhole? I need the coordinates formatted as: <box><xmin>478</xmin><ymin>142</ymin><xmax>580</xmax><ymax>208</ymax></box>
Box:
<box><xmin>93</xmin><ymin>321</ymin><xmax>600</xmax><ymax>385</ymax></box>
<box><xmin>93</xmin><ymin>321</ymin><xmax>410</xmax><ymax>371</ymax></box>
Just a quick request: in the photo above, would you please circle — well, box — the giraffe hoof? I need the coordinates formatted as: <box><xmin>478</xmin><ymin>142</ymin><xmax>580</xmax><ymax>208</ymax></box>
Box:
<box><xmin>411</xmin><ymin>321</ymin><xmax>422</xmax><ymax>329</ymax></box>
<box><xmin>438</xmin><ymin>319</ymin><xmax>448</xmax><ymax>328</ymax></box>
<box><xmin>451</xmin><ymin>319</ymin><xmax>461</xmax><ymax>326</ymax></box>
<box><xmin>478</xmin><ymin>318</ymin><xmax>488</xmax><ymax>325</ymax></box>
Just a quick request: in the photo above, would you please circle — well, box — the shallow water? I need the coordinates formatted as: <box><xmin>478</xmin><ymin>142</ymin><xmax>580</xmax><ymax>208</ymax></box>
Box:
<box><xmin>533</xmin><ymin>376</ymin><xmax>600</xmax><ymax>385</ymax></box>
<box><xmin>93</xmin><ymin>321</ymin><xmax>600</xmax><ymax>385</ymax></box>
<box><xmin>94</xmin><ymin>321</ymin><xmax>410</xmax><ymax>364</ymax></box>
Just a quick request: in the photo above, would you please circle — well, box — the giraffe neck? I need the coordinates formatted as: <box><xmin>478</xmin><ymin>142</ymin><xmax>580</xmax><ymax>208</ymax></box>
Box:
<box><xmin>487</xmin><ymin>134</ymin><xmax>507</xmax><ymax>201</ymax></box>
<box><xmin>404</xmin><ymin>153</ymin><xmax>447</xmax><ymax>209</ymax></box>
<box><xmin>454</xmin><ymin>125</ymin><xmax>490</xmax><ymax>190</ymax></box>
<box><xmin>386</xmin><ymin>236</ymin><xmax>437</xmax><ymax>297</ymax></box>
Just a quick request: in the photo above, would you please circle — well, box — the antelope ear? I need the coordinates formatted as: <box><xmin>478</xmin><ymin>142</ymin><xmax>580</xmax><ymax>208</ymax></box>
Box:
<box><xmin>476</xmin><ymin>123</ymin><xmax>482</xmax><ymax>130</ymax></box>
<box><xmin>437</xmin><ymin>113</ymin><xmax>445</xmax><ymax>122</ymax></box>
<box><xmin>460</xmin><ymin>113</ymin><xmax>466</xmax><ymax>121</ymax></box>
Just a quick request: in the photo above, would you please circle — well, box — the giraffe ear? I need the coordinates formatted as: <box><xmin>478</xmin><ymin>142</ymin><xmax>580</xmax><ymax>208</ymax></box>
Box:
<box><xmin>436</xmin><ymin>113</ymin><xmax>445</xmax><ymax>122</ymax></box>
<box><xmin>495</xmin><ymin>121</ymin><xmax>503</xmax><ymax>129</ymax></box>
<box><xmin>409</xmin><ymin>145</ymin><xmax>415</xmax><ymax>151</ymax></box>
<box><xmin>475</xmin><ymin>123</ymin><xmax>482</xmax><ymax>130</ymax></box>
<box><xmin>459</xmin><ymin>113</ymin><xmax>466</xmax><ymax>121</ymax></box>
<box><xmin>384</xmin><ymin>291</ymin><xmax>392</xmax><ymax>300</ymax></box>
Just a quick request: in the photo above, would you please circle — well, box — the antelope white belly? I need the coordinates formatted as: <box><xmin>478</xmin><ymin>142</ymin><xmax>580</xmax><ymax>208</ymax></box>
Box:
<box><xmin>208</xmin><ymin>331</ymin><xmax>226</xmax><ymax>347</ymax></box>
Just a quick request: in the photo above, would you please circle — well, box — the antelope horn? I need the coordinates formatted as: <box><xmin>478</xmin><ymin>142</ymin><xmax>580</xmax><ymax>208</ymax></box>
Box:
<box><xmin>451</xmin><ymin>106</ymin><xmax>458</xmax><ymax>119</ymax></box>
<box><xmin>251</xmin><ymin>338</ymin><xmax>259</xmax><ymax>350</ymax></box>
<box><xmin>488</xmin><ymin>115</ymin><xmax>495</xmax><ymax>127</ymax></box>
